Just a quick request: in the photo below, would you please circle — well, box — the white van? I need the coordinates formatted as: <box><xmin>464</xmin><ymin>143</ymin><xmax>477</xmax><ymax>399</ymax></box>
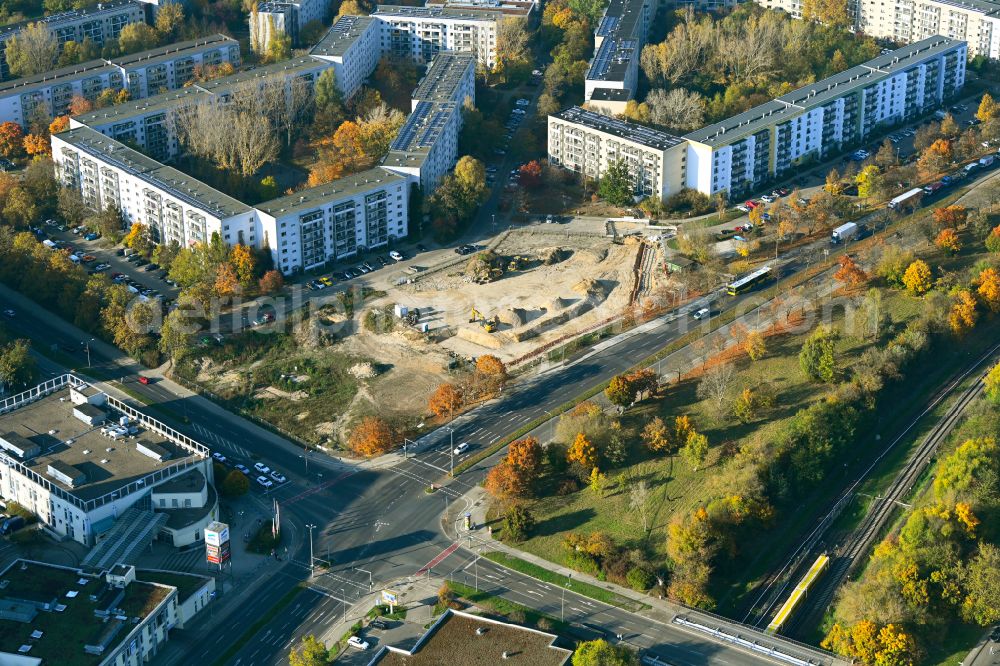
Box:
<box><xmin>693</xmin><ymin>308</ymin><xmax>710</xmax><ymax>320</ymax></box>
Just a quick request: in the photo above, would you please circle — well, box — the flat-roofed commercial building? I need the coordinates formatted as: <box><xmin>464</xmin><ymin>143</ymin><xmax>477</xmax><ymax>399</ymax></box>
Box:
<box><xmin>0</xmin><ymin>375</ymin><xmax>216</xmax><ymax>549</ymax></box>
<box><xmin>584</xmin><ymin>0</ymin><xmax>652</xmax><ymax>112</ymax></box>
<box><xmin>0</xmin><ymin>35</ymin><xmax>240</xmax><ymax>128</ymax></box>
<box><xmin>309</xmin><ymin>15</ymin><xmax>382</xmax><ymax>99</ymax></box>
<box><xmin>547</xmin><ymin>105</ymin><xmax>687</xmax><ymax>200</ymax></box>
<box><xmin>370</xmin><ymin>609</ymin><xmax>572</xmax><ymax>665</ymax></box>
<box><xmin>256</xmin><ymin>168</ymin><xmax>410</xmax><ymax>272</ymax></box>
<box><xmin>0</xmin><ymin>560</ymin><xmax>214</xmax><ymax>666</ymax></box>
<box><xmin>0</xmin><ymin>0</ymin><xmax>146</xmax><ymax>80</ymax></box>
<box><xmin>373</xmin><ymin>5</ymin><xmax>501</xmax><ymax>68</ymax></box>
<box><xmin>683</xmin><ymin>36</ymin><xmax>966</xmax><ymax>195</ymax></box>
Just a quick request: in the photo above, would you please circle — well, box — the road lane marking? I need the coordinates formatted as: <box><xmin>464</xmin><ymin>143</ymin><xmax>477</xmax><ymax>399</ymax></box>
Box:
<box><xmin>414</xmin><ymin>542</ymin><xmax>460</xmax><ymax>576</ymax></box>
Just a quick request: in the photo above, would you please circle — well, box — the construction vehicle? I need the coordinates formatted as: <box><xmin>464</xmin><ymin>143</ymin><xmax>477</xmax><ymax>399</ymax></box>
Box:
<box><xmin>507</xmin><ymin>255</ymin><xmax>526</xmax><ymax>272</ymax></box>
<box><xmin>470</xmin><ymin>308</ymin><xmax>499</xmax><ymax>332</ymax></box>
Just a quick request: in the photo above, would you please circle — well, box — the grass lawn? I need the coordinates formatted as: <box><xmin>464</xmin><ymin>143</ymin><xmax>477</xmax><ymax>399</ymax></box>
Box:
<box><xmin>482</xmin><ymin>552</ymin><xmax>647</xmax><ymax>612</ymax></box>
<box><xmin>508</xmin><ymin>227</ymin><xmax>1000</xmax><ymax>616</ymax></box>
<box><xmin>175</xmin><ymin>328</ymin><xmax>367</xmax><ymax>446</ymax></box>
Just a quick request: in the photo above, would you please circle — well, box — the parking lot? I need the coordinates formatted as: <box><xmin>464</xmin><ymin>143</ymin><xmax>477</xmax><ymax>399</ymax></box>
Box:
<box><xmin>32</xmin><ymin>221</ymin><xmax>180</xmax><ymax>301</ymax></box>
<box><xmin>210</xmin><ymin>450</ymin><xmax>290</xmax><ymax>494</ymax></box>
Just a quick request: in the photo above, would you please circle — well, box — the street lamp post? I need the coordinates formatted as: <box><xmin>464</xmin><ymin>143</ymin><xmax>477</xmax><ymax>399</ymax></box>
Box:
<box><xmin>447</xmin><ymin>427</ymin><xmax>455</xmax><ymax>475</ymax></box>
<box><xmin>85</xmin><ymin>339</ymin><xmax>94</xmax><ymax>367</ymax></box>
<box><xmin>300</xmin><ymin>452</ymin><xmax>309</xmax><ymax>476</ymax></box>
<box><xmin>561</xmin><ymin>574</ymin><xmax>572</xmax><ymax>621</ymax></box>
<box><xmin>306</xmin><ymin>524</ymin><xmax>316</xmax><ymax>577</ymax></box>
<box><xmin>341</xmin><ymin>588</ymin><xmax>347</xmax><ymax>623</ymax></box>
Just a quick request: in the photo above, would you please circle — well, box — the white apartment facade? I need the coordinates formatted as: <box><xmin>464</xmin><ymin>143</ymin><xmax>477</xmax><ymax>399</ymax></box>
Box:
<box><xmin>683</xmin><ymin>36</ymin><xmax>966</xmax><ymax>195</ymax></box>
<box><xmin>547</xmin><ymin>106</ymin><xmax>687</xmax><ymax>200</ymax></box>
<box><xmin>0</xmin><ymin>0</ymin><xmax>146</xmax><ymax>80</ymax></box>
<box><xmin>256</xmin><ymin>169</ymin><xmax>410</xmax><ymax>272</ymax></box>
<box><xmin>250</xmin><ymin>0</ymin><xmax>327</xmax><ymax>50</ymax></box>
<box><xmin>0</xmin><ymin>35</ymin><xmax>240</xmax><ymax>128</ymax></box>
<box><xmin>309</xmin><ymin>15</ymin><xmax>382</xmax><ymax>99</ymax></box>
<box><xmin>372</xmin><ymin>5</ymin><xmax>501</xmax><ymax>69</ymax></box>
<box><xmin>758</xmin><ymin>0</ymin><xmax>1000</xmax><ymax>59</ymax></box>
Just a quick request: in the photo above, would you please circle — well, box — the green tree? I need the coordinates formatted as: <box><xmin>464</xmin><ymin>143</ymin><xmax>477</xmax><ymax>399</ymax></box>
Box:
<box><xmin>221</xmin><ymin>470</ymin><xmax>250</xmax><ymax>497</ymax></box>
<box><xmin>5</xmin><ymin>22</ymin><xmax>59</xmax><ymax>77</ymax></box>
<box><xmin>158</xmin><ymin>308</ymin><xmax>194</xmax><ymax>361</ymax></box>
<box><xmin>985</xmin><ymin>361</ymin><xmax>1000</xmax><ymax>404</ymax></box>
<box><xmin>962</xmin><ymin>543</ymin><xmax>1000</xmax><ymax>626</ymax></box>
<box><xmin>265</xmin><ymin>21</ymin><xmax>292</xmax><ymax>63</ymax></box>
<box><xmin>681</xmin><ymin>432</ymin><xmax>709</xmax><ymax>470</ymax></box>
<box><xmin>855</xmin><ymin>164</ymin><xmax>883</xmax><ymax>199</ymax></box>
<box><xmin>0</xmin><ymin>340</ymin><xmax>35</xmax><ymax>390</ymax></box>
<box><xmin>501</xmin><ymin>504</ymin><xmax>535</xmax><ymax>542</ymax></box>
<box><xmin>799</xmin><ymin>326</ymin><xmax>838</xmax><ymax>382</ymax></box>
<box><xmin>598</xmin><ymin>159</ymin><xmax>633</xmax><ymax>208</ymax></box>
<box><xmin>115</xmin><ymin>23</ymin><xmax>160</xmax><ymax>55</ymax></box>
<box><xmin>288</xmin><ymin>634</ymin><xmax>329</xmax><ymax>666</ymax></box>
<box><xmin>572</xmin><ymin>639</ymin><xmax>638</xmax><ymax>666</ymax></box>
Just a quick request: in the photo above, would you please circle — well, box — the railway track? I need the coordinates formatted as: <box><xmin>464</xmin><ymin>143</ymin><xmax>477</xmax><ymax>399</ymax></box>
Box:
<box><xmin>740</xmin><ymin>339</ymin><xmax>1000</xmax><ymax>634</ymax></box>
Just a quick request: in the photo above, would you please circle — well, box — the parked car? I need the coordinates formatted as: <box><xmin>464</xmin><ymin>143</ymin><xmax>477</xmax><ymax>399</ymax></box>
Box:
<box><xmin>319</xmin><ymin>276</ymin><xmax>334</xmax><ymax>286</ymax></box>
<box><xmin>369</xmin><ymin>619</ymin><xmax>388</xmax><ymax>630</ymax></box>
<box><xmin>256</xmin><ymin>475</ymin><xmax>273</xmax><ymax>489</ymax></box>
<box><xmin>0</xmin><ymin>516</ymin><xmax>25</xmax><ymax>536</ymax></box>
<box><xmin>2</xmin><ymin>309</ymin><xmax>14</xmax><ymax>319</ymax></box>
<box><xmin>84</xmin><ymin>232</ymin><xmax>99</xmax><ymax>241</ymax></box>
<box><xmin>212</xmin><ymin>452</ymin><xmax>227</xmax><ymax>463</ymax></box>
<box><xmin>269</xmin><ymin>470</ymin><xmax>287</xmax><ymax>483</ymax></box>
<box><xmin>347</xmin><ymin>637</ymin><xmax>370</xmax><ymax>650</ymax></box>
<box><xmin>254</xmin><ymin>462</ymin><xmax>271</xmax><ymax>474</ymax></box>
<box><xmin>389</xmin><ymin>250</ymin><xmax>404</xmax><ymax>261</ymax></box>
<box><xmin>235</xmin><ymin>464</ymin><xmax>250</xmax><ymax>475</ymax></box>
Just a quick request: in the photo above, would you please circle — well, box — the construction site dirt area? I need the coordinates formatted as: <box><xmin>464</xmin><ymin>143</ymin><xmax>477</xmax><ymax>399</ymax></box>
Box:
<box><xmin>375</xmin><ymin>230</ymin><xmax>660</xmax><ymax>363</ymax></box>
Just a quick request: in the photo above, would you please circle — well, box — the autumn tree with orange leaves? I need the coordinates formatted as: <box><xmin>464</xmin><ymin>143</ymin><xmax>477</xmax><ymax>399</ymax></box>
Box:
<box><xmin>68</xmin><ymin>95</ymin><xmax>94</xmax><ymax>116</ymax></box>
<box><xmin>229</xmin><ymin>243</ymin><xmax>256</xmax><ymax>287</ymax></box>
<box><xmin>429</xmin><ymin>383</ymin><xmax>463</xmax><ymax>418</ymax></box>
<box><xmin>933</xmin><ymin>205</ymin><xmax>967</xmax><ymax>228</ymax></box>
<box><xmin>935</xmin><ymin>228</ymin><xmax>962</xmax><ymax>254</ymax></box>
<box><xmin>214</xmin><ymin>263</ymin><xmax>239</xmax><ymax>300</ymax></box>
<box><xmin>23</xmin><ymin>134</ymin><xmax>49</xmax><ymax>156</ymax></box>
<box><xmin>0</xmin><ymin>122</ymin><xmax>23</xmax><ymax>158</ymax></box>
<box><xmin>484</xmin><ymin>437</ymin><xmax>541</xmax><ymax>500</ymax></box>
<box><xmin>48</xmin><ymin>116</ymin><xmax>70</xmax><ymax>136</ymax></box>
<box><xmin>475</xmin><ymin>354</ymin><xmax>507</xmax><ymax>394</ymax></box>
<box><xmin>567</xmin><ymin>432</ymin><xmax>599</xmax><ymax>470</ymax></box>
<box><xmin>349</xmin><ymin>416</ymin><xmax>395</xmax><ymax>457</ymax></box>
<box><xmin>834</xmin><ymin>255</ymin><xmax>869</xmax><ymax>289</ymax></box>
<box><xmin>917</xmin><ymin>138</ymin><xmax>952</xmax><ymax>180</ymax></box>
<box><xmin>949</xmin><ymin>289</ymin><xmax>978</xmax><ymax>336</ymax></box>
<box><xmin>978</xmin><ymin>267</ymin><xmax>1000</xmax><ymax>312</ymax></box>
<box><xmin>258</xmin><ymin>270</ymin><xmax>284</xmax><ymax>295</ymax></box>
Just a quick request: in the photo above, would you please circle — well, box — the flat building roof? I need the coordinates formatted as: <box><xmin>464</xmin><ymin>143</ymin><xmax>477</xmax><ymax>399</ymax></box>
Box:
<box><xmin>412</xmin><ymin>53</ymin><xmax>473</xmax><ymax>103</ymax></box>
<box><xmin>311</xmin><ymin>15</ymin><xmax>377</xmax><ymax>58</ymax></box>
<box><xmin>0</xmin><ymin>560</ymin><xmax>171</xmax><ymax>666</ymax></box>
<box><xmin>552</xmin><ymin>105</ymin><xmax>683</xmax><ymax>151</ymax></box>
<box><xmin>0</xmin><ymin>387</ymin><xmax>197</xmax><ymax>501</ymax></box>
<box><xmin>257</xmin><ymin>167</ymin><xmax>406</xmax><ymax>217</ymax></box>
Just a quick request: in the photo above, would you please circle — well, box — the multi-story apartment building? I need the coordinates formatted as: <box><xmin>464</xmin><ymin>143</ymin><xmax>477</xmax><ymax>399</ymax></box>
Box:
<box><xmin>383</xmin><ymin>52</ymin><xmax>474</xmax><ymax>189</ymax></box>
<box><xmin>53</xmin><ymin>125</ymin><xmax>411</xmax><ymax>272</ymax></box>
<box><xmin>0</xmin><ymin>35</ymin><xmax>240</xmax><ymax>128</ymax></box>
<box><xmin>256</xmin><ymin>169</ymin><xmax>409</xmax><ymax>271</ymax></box>
<box><xmin>425</xmin><ymin>0</ymin><xmax>534</xmax><ymax>18</ymax></box>
<box><xmin>547</xmin><ymin>106</ymin><xmax>687</xmax><ymax>200</ymax></box>
<box><xmin>309</xmin><ymin>15</ymin><xmax>382</xmax><ymax>99</ymax></box>
<box><xmin>0</xmin><ymin>0</ymin><xmax>146</xmax><ymax>80</ymax></box>
<box><xmin>372</xmin><ymin>5</ymin><xmax>501</xmax><ymax>68</ymax></box>
<box><xmin>250</xmin><ymin>0</ymin><xmax>327</xmax><ymax>50</ymax></box>
<box><xmin>552</xmin><ymin>37</ymin><xmax>966</xmax><ymax>198</ymax></box>
<box><xmin>585</xmin><ymin>0</ymin><xmax>652</xmax><ymax>113</ymax></box>
<box><xmin>684</xmin><ymin>36</ymin><xmax>966</xmax><ymax>195</ymax></box>
<box><xmin>70</xmin><ymin>55</ymin><xmax>329</xmax><ymax>161</ymax></box>
<box><xmin>758</xmin><ymin>0</ymin><xmax>1000</xmax><ymax>59</ymax></box>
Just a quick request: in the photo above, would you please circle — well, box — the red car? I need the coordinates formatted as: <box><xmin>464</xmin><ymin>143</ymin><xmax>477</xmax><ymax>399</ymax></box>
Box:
<box><xmin>138</xmin><ymin>376</ymin><xmax>150</xmax><ymax>385</ymax></box>
<box><xmin>744</xmin><ymin>200</ymin><xmax>758</xmax><ymax>209</ymax></box>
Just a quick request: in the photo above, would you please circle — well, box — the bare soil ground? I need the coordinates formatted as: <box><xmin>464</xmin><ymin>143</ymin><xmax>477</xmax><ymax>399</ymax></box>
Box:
<box><xmin>364</xmin><ymin>230</ymin><xmax>656</xmax><ymax>363</ymax></box>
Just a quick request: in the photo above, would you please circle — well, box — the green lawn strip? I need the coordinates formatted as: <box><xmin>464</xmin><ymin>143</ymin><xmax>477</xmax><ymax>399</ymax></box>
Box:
<box><xmin>212</xmin><ymin>585</ymin><xmax>304</xmax><ymax>666</ymax></box>
<box><xmin>445</xmin><ymin>580</ymin><xmax>573</xmax><ymax>636</ymax></box>
<box><xmin>482</xmin><ymin>551</ymin><xmax>648</xmax><ymax>612</ymax></box>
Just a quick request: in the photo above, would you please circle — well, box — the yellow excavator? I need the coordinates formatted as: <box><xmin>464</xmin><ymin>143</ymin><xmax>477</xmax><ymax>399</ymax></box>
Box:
<box><xmin>470</xmin><ymin>308</ymin><xmax>499</xmax><ymax>333</ymax></box>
